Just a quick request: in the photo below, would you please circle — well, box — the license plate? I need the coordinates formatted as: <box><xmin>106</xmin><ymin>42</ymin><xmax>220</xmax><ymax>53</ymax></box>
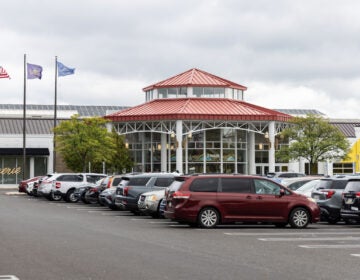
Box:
<box><xmin>345</xmin><ymin>198</ymin><xmax>354</xmax><ymax>204</ymax></box>
<box><xmin>313</xmin><ymin>195</ymin><xmax>320</xmax><ymax>200</ymax></box>
<box><xmin>351</xmin><ymin>206</ymin><xmax>358</xmax><ymax>211</ymax></box>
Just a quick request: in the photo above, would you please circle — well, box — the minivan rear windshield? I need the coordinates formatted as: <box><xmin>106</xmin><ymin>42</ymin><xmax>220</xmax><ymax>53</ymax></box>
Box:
<box><xmin>345</xmin><ymin>181</ymin><xmax>360</xmax><ymax>192</ymax></box>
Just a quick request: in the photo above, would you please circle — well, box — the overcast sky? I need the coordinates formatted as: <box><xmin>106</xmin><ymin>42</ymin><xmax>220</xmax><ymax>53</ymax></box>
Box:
<box><xmin>1</xmin><ymin>0</ymin><xmax>360</xmax><ymax>118</ymax></box>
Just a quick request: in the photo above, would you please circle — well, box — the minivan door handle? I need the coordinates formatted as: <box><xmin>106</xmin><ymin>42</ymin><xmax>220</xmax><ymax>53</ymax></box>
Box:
<box><xmin>256</xmin><ymin>196</ymin><xmax>262</xmax><ymax>200</ymax></box>
<box><xmin>246</xmin><ymin>195</ymin><xmax>252</xmax><ymax>199</ymax></box>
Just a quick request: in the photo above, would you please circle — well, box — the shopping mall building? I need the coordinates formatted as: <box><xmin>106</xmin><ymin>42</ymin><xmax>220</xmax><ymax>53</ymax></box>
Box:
<box><xmin>1</xmin><ymin>68</ymin><xmax>359</xmax><ymax>184</ymax></box>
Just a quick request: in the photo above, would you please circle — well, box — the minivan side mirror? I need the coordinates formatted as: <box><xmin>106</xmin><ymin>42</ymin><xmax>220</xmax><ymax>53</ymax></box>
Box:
<box><xmin>279</xmin><ymin>189</ymin><xmax>285</xmax><ymax>197</ymax></box>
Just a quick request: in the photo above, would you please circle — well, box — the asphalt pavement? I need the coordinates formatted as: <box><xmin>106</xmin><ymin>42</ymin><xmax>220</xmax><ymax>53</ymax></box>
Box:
<box><xmin>1</xmin><ymin>190</ymin><xmax>360</xmax><ymax>280</ymax></box>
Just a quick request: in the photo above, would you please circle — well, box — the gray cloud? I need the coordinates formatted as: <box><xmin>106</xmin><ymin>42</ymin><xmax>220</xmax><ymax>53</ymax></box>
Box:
<box><xmin>1</xmin><ymin>0</ymin><xmax>360</xmax><ymax>117</ymax></box>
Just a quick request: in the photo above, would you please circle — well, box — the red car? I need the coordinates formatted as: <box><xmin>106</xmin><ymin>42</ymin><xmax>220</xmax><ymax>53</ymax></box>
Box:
<box><xmin>164</xmin><ymin>174</ymin><xmax>320</xmax><ymax>228</ymax></box>
<box><xmin>18</xmin><ymin>176</ymin><xmax>44</xmax><ymax>194</ymax></box>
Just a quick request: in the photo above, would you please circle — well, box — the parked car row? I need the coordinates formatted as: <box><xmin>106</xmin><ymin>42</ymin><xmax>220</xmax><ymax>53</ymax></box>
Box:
<box><xmin>18</xmin><ymin>172</ymin><xmax>360</xmax><ymax>228</ymax></box>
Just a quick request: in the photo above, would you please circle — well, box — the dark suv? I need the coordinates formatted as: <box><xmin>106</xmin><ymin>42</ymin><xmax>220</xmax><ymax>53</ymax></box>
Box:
<box><xmin>164</xmin><ymin>174</ymin><xmax>320</xmax><ymax>228</ymax></box>
<box><xmin>340</xmin><ymin>178</ymin><xmax>360</xmax><ymax>223</ymax></box>
<box><xmin>114</xmin><ymin>173</ymin><xmax>176</xmax><ymax>213</ymax></box>
<box><xmin>311</xmin><ymin>176</ymin><xmax>357</xmax><ymax>224</ymax></box>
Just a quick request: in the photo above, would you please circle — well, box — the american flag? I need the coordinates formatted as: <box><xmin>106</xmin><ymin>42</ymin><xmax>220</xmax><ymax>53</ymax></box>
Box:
<box><xmin>0</xmin><ymin>66</ymin><xmax>10</xmax><ymax>79</ymax></box>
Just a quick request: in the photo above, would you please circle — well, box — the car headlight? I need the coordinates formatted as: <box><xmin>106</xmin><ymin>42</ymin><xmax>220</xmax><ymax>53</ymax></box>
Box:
<box><xmin>307</xmin><ymin>197</ymin><xmax>316</xmax><ymax>203</ymax></box>
<box><xmin>146</xmin><ymin>195</ymin><xmax>158</xmax><ymax>202</ymax></box>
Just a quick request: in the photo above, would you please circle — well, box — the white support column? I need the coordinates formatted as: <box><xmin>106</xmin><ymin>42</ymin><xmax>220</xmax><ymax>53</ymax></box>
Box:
<box><xmin>268</xmin><ymin>121</ymin><xmax>276</xmax><ymax>173</ymax></box>
<box><xmin>248</xmin><ymin>131</ymin><xmax>255</xmax><ymax>175</ymax></box>
<box><xmin>141</xmin><ymin>132</ymin><xmax>145</xmax><ymax>172</ymax></box>
<box><xmin>105</xmin><ymin>122</ymin><xmax>113</xmax><ymax>132</ymax></box>
<box><xmin>220</xmin><ymin>129</ymin><xmax>223</xmax><ymax>173</ymax></box>
<box><xmin>29</xmin><ymin>157</ymin><xmax>35</xmax><ymax>178</ymax></box>
<box><xmin>176</xmin><ymin>120</ymin><xmax>183</xmax><ymax>173</ymax></box>
<box><xmin>161</xmin><ymin>133</ymin><xmax>167</xmax><ymax>172</ymax></box>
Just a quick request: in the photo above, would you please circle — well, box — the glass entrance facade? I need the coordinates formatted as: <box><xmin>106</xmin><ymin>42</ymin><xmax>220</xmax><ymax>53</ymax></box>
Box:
<box><xmin>127</xmin><ymin>128</ymin><xmax>248</xmax><ymax>174</ymax></box>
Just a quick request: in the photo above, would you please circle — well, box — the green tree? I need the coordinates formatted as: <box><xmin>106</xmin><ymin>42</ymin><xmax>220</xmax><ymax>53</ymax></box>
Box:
<box><xmin>107</xmin><ymin>130</ymin><xmax>134</xmax><ymax>174</ymax></box>
<box><xmin>54</xmin><ymin>115</ymin><xmax>116</xmax><ymax>172</ymax></box>
<box><xmin>276</xmin><ymin>114</ymin><xmax>350</xmax><ymax>174</ymax></box>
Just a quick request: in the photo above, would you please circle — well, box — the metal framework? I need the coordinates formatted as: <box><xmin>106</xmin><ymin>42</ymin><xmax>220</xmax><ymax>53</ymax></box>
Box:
<box><xmin>112</xmin><ymin>120</ymin><xmax>289</xmax><ymax>137</ymax></box>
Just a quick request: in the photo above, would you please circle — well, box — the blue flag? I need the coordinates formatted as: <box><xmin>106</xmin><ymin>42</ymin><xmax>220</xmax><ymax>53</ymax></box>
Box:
<box><xmin>27</xmin><ymin>63</ymin><xmax>43</xmax><ymax>79</ymax></box>
<box><xmin>57</xmin><ymin>61</ymin><xmax>75</xmax><ymax>77</ymax></box>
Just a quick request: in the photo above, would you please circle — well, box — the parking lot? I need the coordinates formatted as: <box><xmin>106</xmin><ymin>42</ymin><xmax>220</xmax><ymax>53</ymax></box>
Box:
<box><xmin>1</xmin><ymin>190</ymin><xmax>359</xmax><ymax>280</ymax></box>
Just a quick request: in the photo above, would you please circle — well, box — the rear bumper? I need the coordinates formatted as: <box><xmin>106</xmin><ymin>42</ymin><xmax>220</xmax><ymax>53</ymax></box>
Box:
<box><xmin>340</xmin><ymin>209</ymin><xmax>360</xmax><ymax>220</ymax></box>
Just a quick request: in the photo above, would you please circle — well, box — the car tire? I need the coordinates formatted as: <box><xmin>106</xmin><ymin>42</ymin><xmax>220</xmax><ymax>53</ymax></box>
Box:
<box><xmin>198</xmin><ymin>207</ymin><xmax>220</xmax><ymax>228</ymax></box>
<box><xmin>81</xmin><ymin>193</ymin><xmax>90</xmax><ymax>204</ymax></box>
<box><xmin>344</xmin><ymin>218</ymin><xmax>358</xmax><ymax>225</ymax></box>
<box><xmin>109</xmin><ymin>205</ymin><xmax>119</xmax><ymax>211</ymax></box>
<box><xmin>51</xmin><ymin>191</ymin><xmax>62</xmax><ymax>201</ymax></box>
<box><xmin>65</xmin><ymin>189</ymin><xmax>79</xmax><ymax>203</ymax></box>
<box><xmin>327</xmin><ymin>216</ymin><xmax>340</xmax><ymax>224</ymax></box>
<box><xmin>289</xmin><ymin>207</ymin><xmax>310</xmax><ymax>228</ymax></box>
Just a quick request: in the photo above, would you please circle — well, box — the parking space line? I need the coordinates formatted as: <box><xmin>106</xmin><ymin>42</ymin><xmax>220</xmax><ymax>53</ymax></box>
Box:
<box><xmin>299</xmin><ymin>244</ymin><xmax>360</xmax><ymax>249</ymax></box>
<box><xmin>0</xmin><ymin>276</ymin><xmax>20</xmax><ymax>280</ymax></box>
<box><xmin>350</xmin><ymin>254</ymin><xmax>360</xmax><ymax>257</ymax></box>
<box><xmin>148</xmin><ymin>221</ymin><xmax>178</xmax><ymax>224</ymax></box>
<box><xmin>259</xmin><ymin>237</ymin><xmax>360</xmax><ymax>242</ymax></box>
<box><xmin>224</xmin><ymin>231</ymin><xmax>360</xmax><ymax>236</ymax></box>
<box><xmin>66</xmin><ymin>206</ymin><xmax>102</xmax><ymax>209</ymax></box>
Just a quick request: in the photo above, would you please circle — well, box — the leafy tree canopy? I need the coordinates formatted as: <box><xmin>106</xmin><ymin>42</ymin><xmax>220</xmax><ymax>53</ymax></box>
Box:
<box><xmin>54</xmin><ymin>115</ymin><xmax>116</xmax><ymax>172</ymax></box>
<box><xmin>276</xmin><ymin>114</ymin><xmax>350</xmax><ymax>166</ymax></box>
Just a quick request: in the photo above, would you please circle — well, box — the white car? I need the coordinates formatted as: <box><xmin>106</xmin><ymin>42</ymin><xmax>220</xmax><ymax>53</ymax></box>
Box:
<box><xmin>38</xmin><ymin>173</ymin><xmax>106</xmax><ymax>202</ymax></box>
<box><xmin>138</xmin><ymin>189</ymin><xmax>166</xmax><ymax>218</ymax></box>
<box><xmin>294</xmin><ymin>179</ymin><xmax>322</xmax><ymax>197</ymax></box>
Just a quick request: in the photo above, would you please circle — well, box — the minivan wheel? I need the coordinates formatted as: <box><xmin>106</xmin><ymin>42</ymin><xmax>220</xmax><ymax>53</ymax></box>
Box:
<box><xmin>198</xmin><ymin>207</ymin><xmax>220</xmax><ymax>228</ymax></box>
<box><xmin>289</xmin><ymin>207</ymin><xmax>310</xmax><ymax>228</ymax></box>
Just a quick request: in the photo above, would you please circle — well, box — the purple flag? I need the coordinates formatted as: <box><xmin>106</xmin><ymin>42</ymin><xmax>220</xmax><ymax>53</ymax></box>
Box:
<box><xmin>27</xmin><ymin>63</ymin><xmax>43</xmax><ymax>79</ymax></box>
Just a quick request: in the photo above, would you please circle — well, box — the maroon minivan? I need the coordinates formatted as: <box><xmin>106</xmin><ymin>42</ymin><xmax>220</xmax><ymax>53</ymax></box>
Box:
<box><xmin>164</xmin><ymin>174</ymin><xmax>320</xmax><ymax>228</ymax></box>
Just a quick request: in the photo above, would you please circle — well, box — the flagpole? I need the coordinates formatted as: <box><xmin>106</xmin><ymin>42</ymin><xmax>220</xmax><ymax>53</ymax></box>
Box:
<box><xmin>54</xmin><ymin>56</ymin><xmax>58</xmax><ymax>173</ymax></box>
<box><xmin>23</xmin><ymin>54</ymin><xmax>27</xmax><ymax>180</ymax></box>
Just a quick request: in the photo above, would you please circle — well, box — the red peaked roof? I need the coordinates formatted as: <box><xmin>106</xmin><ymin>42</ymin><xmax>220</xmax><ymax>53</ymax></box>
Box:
<box><xmin>143</xmin><ymin>68</ymin><xmax>247</xmax><ymax>92</ymax></box>
<box><xmin>105</xmin><ymin>98</ymin><xmax>292</xmax><ymax>122</ymax></box>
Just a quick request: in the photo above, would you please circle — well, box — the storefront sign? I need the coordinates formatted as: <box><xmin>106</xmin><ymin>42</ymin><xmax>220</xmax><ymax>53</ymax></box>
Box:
<box><xmin>0</xmin><ymin>167</ymin><xmax>21</xmax><ymax>175</ymax></box>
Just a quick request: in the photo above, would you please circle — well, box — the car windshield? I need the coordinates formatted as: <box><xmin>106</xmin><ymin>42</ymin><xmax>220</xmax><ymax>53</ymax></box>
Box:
<box><xmin>344</xmin><ymin>181</ymin><xmax>360</xmax><ymax>192</ymax></box>
<box><xmin>296</xmin><ymin>180</ymin><xmax>321</xmax><ymax>192</ymax></box>
<box><xmin>168</xmin><ymin>180</ymin><xmax>185</xmax><ymax>192</ymax></box>
<box><xmin>317</xmin><ymin>180</ymin><xmax>336</xmax><ymax>189</ymax></box>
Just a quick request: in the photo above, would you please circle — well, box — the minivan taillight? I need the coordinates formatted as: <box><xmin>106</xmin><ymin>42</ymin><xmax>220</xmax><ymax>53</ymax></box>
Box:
<box><xmin>172</xmin><ymin>191</ymin><xmax>190</xmax><ymax>199</ymax></box>
<box><xmin>55</xmin><ymin>182</ymin><xmax>61</xmax><ymax>189</ymax></box>
<box><xmin>320</xmin><ymin>189</ymin><xmax>335</xmax><ymax>199</ymax></box>
<box><xmin>123</xmin><ymin>187</ymin><xmax>129</xmax><ymax>196</ymax></box>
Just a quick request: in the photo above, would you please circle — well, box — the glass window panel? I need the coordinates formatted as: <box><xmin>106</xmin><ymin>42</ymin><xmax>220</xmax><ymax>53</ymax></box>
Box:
<box><xmin>193</xmin><ymin>87</ymin><xmax>203</xmax><ymax>97</ymax></box>
<box><xmin>221</xmin><ymin>178</ymin><xmax>251</xmax><ymax>193</ymax></box>
<box><xmin>204</xmin><ymin>87</ymin><xmax>214</xmax><ymax>96</ymax></box>
<box><xmin>179</xmin><ymin>87</ymin><xmax>187</xmax><ymax>97</ymax></box>
<box><xmin>158</xmin><ymin>88</ymin><xmax>167</xmax><ymax>98</ymax></box>
<box><xmin>189</xmin><ymin>178</ymin><xmax>219</xmax><ymax>192</ymax></box>
<box><xmin>168</xmin><ymin>88</ymin><xmax>177</xmax><ymax>98</ymax></box>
